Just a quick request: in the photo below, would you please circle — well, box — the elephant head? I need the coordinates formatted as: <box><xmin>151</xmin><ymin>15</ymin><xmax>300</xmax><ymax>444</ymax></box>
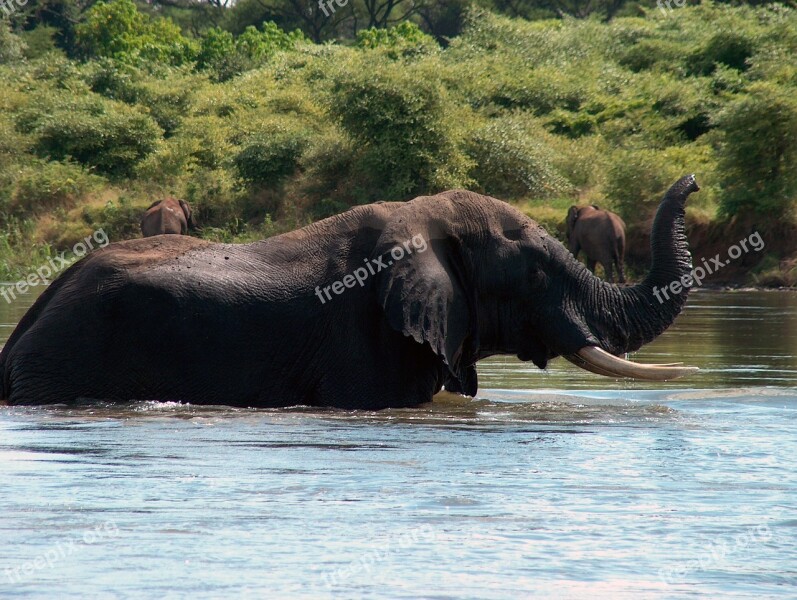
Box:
<box><xmin>376</xmin><ymin>175</ymin><xmax>699</xmax><ymax>395</ymax></box>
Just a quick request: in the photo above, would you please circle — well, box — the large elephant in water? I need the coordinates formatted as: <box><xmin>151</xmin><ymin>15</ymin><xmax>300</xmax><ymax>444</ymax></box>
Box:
<box><xmin>0</xmin><ymin>176</ymin><xmax>700</xmax><ymax>409</ymax></box>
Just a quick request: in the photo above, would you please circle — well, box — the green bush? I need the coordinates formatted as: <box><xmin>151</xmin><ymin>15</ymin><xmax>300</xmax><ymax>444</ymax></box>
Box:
<box><xmin>604</xmin><ymin>148</ymin><xmax>681</xmax><ymax>222</ymax></box>
<box><xmin>356</xmin><ymin>22</ymin><xmax>438</xmax><ymax>58</ymax></box>
<box><xmin>688</xmin><ymin>31</ymin><xmax>757</xmax><ymax>76</ymax></box>
<box><xmin>19</xmin><ymin>26</ymin><xmax>60</xmax><ymax>60</ymax></box>
<box><xmin>233</xmin><ymin>126</ymin><xmax>310</xmax><ymax>186</ymax></box>
<box><xmin>466</xmin><ymin>116</ymin><xmax>571</xmax><ymax>199</ymax></box>
<box><xmin>10</xmin><ymin>159</ymin><xmax>104</xmax><ymax>217</ymax></box>
<box><xmin>184</xmin><ymin>167</ymin><xmax>243</xmax><ymax>230</ymax></box>
<box><xmin>23</xmin><ymin>97</ymin><xmax>163</xmax><ymax>178</ymax></box>
<box><xmin>0</xmin><ymin>22</ymin><xmax>27</xmax><ymax>64</ymax></box>
<box><xmin>75</xmin><ymin>0</ymin><xmax>196</xmax><ymax>65</ymax></box>
<box><xmin>714</xmin><ymin>83</ymin><xmax>797</xmax><ymax>218</ymax></box>
<box><xmin>330</xmin><ymin>57</ymin><xmax>471</xmax><ymax>200</ymax></box>
<box><xmin>79</xmin><ymin>196</ymin><xmax>144</xmax><ymax>242</ymax></box>
<box><xmin>87</xmin><ymin>62</ymin><xmax>202</xmax><ymax>136</ymax></box>
<box><xmin>298</xmin><ymin>128</ymin><xmax>356</xmax><ymax>202</ymax></box>
<box><xmin>0</xmin><ymin>218</ymin><xmax>52</xmax><ymax>281</ymax></box>
<box><xmin>197</xmin><ymin>22</ymin><xmax>305</xmax><ymax>82</ymax></box>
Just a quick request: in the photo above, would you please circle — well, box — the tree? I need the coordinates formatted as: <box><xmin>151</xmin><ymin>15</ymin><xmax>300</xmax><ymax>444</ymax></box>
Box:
<box><xmin>75</xmin><ymin>0</ymin><xmax>196</xmax><ymax>64</ymax></box>
<box><xmin>715</xmin><ymin>83</ymin><xmax>797</xmax><ymax>218</ymax></box>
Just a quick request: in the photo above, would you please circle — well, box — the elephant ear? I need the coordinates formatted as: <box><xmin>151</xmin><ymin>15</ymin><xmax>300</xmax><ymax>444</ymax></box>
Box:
<box><xmin>566</xmin><ymin>206</ymin><xmax>579</xmax><ymax>235</ymax></box>
<box><xmin>376</xmin><ymin>229</ymin><xmax>479</xmax><ymax>397</ymax></box>
<box><xmin>179</xmin><ymin>200</ymin><xmax>194</xmax><ymax>229</ymax></box>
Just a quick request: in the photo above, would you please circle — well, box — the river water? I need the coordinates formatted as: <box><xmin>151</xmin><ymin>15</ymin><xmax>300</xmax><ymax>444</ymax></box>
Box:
<box><xmin>0</xmin><ymin>289</ymin><xmax>795</xmax><ymax>598</ymax></box>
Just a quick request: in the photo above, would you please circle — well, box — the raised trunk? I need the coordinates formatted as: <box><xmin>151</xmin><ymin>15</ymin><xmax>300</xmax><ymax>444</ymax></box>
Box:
<box><xmin>580</xmin><ymin>175</ymin><xmax>699</xmax><ymax>357</ymax></box>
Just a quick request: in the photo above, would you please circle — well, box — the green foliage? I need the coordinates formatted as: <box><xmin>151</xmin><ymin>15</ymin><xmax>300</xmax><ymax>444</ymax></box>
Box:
<box><xmin>86</xmin><ymin>61</ymin><xmax>202</xmax><ymax>137</ymax></box>
<box><xmin>467</xmin><ymin>116</ymin><xmax>571</xmax><ymax>199</ymax></box>
<box><xmin>714</xmin><ymin>83</ymin><xmax>797</xmax><ymax>218</ymax></box>
<box><xmin>75</xmin><ymin>0</ymin><xmax>196</xmax><ymax>65</ymax></box>
<box><xmin>688</xmin><ymin>30</ymin><xmax>757</xmax><ymax>76</ymax></box>
<box><xmin>20</xmin><ymin>26</ymin><xmax>62</xmax><ymax>60</ymax></box>
<box><xmin>78</xmin><ymin>196</ymin><xmax>144</xmax><ymax>242</ymax></box>
<box><xmin>9</xmin><ymin>159</ymin><xmax>104</xmax><ymax>218</ymax></box>
<box><xmin>356</xmin><ymin>22</ymin><xmax>438</xmax><ymax>57</ymax></box>
<box><xmin>3</xmin><ymin>4</ymin><xmax>797</xmax><ymax>275</ymax></box>
<box><xmin>196</xmin><ymin>27</ymin><xmax>236</xmax><ymax>71</ymax></box>
<box><xmin>234</xmin><ymin>126</ymin><xmax>310</xmax><ymax>186</ymax></box>
<box><xmin>330</xmin><ymin>57</ymin><xmax>471</xmax><ymax>200</ymax></box>
<box><xmin>19</xmin><ymin>96</ymin><xmax>163</xmax><ymax>178</ymax></box>
<box><xmin>0</xmin><ymin>21</ymin><xmax>27</xmax><ymax>64</ymax></box>
<box><xmin>604</xmin><ymin>148</ymin><xmax>683</xmax><ymax>222</ymax></box>
<box><xmin>197</xmin><ymin>22</ymin><xmax>305</xmax><ymax>81</ymax></box>
<box><xmin>0</xmin><ymin>218</ymin><xmax>54</xmax><ymax>281</ymax></box>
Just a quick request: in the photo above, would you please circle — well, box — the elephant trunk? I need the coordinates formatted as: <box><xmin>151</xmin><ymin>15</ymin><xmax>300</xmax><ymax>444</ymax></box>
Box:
<box><xmin>564</xmin><ymin>175</ymin><xmax>700</xmax><ymax>380</ymax></box>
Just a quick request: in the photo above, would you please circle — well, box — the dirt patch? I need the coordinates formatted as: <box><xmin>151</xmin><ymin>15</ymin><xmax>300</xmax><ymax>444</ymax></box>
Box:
<box><xmin>625</xmin><ymin>216</ymin><xmax>797</xmax><ymax>286</ymax></box>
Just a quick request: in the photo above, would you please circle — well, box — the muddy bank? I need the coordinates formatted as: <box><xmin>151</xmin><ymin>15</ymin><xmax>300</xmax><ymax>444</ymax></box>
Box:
<box><xmin>625</xmin><ymin>216</ymin><xmax>797</xmax><ymax>287</ymax></box>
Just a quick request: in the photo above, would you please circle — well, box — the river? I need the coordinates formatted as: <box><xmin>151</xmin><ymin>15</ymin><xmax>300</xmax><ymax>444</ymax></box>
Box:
<box><xmin>1</xmin><ymin>288</ymin><xmax>795</xmax><ymax>598</ymax></box>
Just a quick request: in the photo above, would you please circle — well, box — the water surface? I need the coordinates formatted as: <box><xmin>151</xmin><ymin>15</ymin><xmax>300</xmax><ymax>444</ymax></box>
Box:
<box><xmin>1</xmin><ymin>289</ymin><xmax>795</xmax><ymax>598</ymax></box>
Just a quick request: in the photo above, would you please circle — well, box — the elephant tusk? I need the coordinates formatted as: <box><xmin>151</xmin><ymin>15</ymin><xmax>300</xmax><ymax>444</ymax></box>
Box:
<box><xmin>565</xmin><ymin>346</ymin><xmax>699</xmax><ymax>381</ymax></box>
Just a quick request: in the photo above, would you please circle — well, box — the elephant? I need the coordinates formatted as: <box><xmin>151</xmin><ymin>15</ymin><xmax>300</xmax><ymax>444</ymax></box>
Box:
<box><xmin>566</xmin><ymin>204</ymin><xmax>626</xmax><ymax>283</ymax></box>
<box><xmin>0</xmin><ymin>175</ymin><xmax>700</xmax><ymax>409</ymax></box>
<box><xmin>140</xmin><ymin>198</ymin><xmax>195</xmax><ymax>237</ymax></box>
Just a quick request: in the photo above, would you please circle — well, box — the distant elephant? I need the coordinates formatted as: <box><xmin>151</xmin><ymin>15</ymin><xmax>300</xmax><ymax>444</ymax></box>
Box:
<box><xmin>140</xmin><ymin>198</ymin><xmax>194</xmax><ymax>237</ymax></box>
<box><xmin>566</xmin><ymin>204</ymin><xmax>626</xmax><ymax>283</ymax></box>
<box><xmin>0</xmin><ymin>176</ymin><xmax>700</xmax><ymax>409</ymax></box>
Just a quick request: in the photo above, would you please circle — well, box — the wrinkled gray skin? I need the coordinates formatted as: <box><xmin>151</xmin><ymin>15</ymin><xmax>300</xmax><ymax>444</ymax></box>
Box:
<box><xmin>566</xmin><ymin>205</ymin><xmax>626</xmax><ymax>283</ymax></box>
<box><xmin>140</xmin><ymin>198</ymin><xmax>194</xmax><ymax>237</ymax></box>
<box><xmin>0</xmin><ymin>176</ymin><xmax>698</xmax><ymax>409</ymax></box>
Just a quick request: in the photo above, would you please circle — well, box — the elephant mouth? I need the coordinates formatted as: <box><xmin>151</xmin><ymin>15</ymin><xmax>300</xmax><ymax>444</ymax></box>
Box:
<box><xmin>564</xmin><ymin>346</ymin><xmax>699</xmax><ymax>381</ymax></box>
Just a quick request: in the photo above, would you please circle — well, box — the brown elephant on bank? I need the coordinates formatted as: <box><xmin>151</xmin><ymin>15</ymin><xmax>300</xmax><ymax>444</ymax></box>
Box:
<box><xmin>140</xmin><ymin>198</ymin><xmax>195</xmax><ymax>237</ymax></box>
<box><xmin>565</xmin><ymin>204</ymin><xmax>626</xmax><ymax>283</ymax></box>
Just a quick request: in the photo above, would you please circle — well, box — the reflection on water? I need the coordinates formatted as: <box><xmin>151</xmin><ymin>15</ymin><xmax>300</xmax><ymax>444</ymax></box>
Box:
<box><xmin>0</xmin><ymin>288</ymin><xmax>796</xmax><ymax>598</ymax></box>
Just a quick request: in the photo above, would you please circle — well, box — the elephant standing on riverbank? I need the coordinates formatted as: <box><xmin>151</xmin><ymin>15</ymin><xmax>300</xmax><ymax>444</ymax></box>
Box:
<box><xmin>0</xmin><ymin>176</ymin><xmax>700</xmax><ymax>408</ymax></box>
<box><xmin>140</xmin><ymin>198</ymin><xmax>195</xmax><ymax>237</ymax></box>
<box><xmin>566</xmin><ymin>205</ymin><xmax>626</xmax><ymax>283</ymax></box>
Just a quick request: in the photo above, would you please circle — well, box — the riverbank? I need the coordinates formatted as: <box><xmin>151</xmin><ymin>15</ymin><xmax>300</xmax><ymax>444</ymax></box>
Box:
<box><xmin>3</xmin><ymin>5</ymin><xmax>797</xmax><ymax>285</ymax></box>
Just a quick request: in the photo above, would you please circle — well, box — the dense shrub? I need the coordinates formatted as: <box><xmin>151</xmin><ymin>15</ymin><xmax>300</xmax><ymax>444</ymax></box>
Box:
<box><xmin>10</xmin><ymin>160</ymin><xmax>104</xmax><ymax>217</ymax></box>
<box><xmin>21</xmin><ymin>97</ymin><xmax>163</xmax><ymax>178</ymax></box>
<box><xmin>604</xmin><ymin>148</ymin><xmax>682</xmax><ymax>222</ymax></box>
<box><xmin>75</xmin><ymin>0</ymin><xmax>196</xmax><ymax>65</ymax></box>
<box><xmin>356</xmin><ymin>22</ymin><xmax>438</xmax><ymax>58</ymax></box>
<box><xmin>197</xmin><ymin>22</ymin><xmax>305</xmax><ymax>81</ymax></box>
<box><xmin>0</xmin><ymin>21</ymin><xmax>27</xmax><ymax>64</ymax></box>
<box><xmin>330</xmin><ymin>58</ymin><xmax>471</xmax><ymax>200</ymax></box>
<box><xmin>467</xmin><ymin>117</ymin><xmax>571</xmax><ymax>199</ymax></box>
<box><xmin>234</xmin><ymin>126</ymin><xmax>310</xmax><ymax>186</ymax></box>
<box><xmin>688</xmin><ymin>31</ymin><xmax>757</xmax><ymax>76</ymax></box>
<box><xmin>78</xmin><ymin>197</ymin><xmax>141</xmax><ymax>241</ymax></box>
<box><xmin>714</xmin><ymin>83</ymin><xmax>797</xmax><ymax>217</ymax></box>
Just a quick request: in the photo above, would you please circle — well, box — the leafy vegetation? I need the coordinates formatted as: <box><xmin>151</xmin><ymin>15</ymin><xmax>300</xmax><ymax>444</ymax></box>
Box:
<box><xmin>1</xmin><ymin>2</ymin><xmax>797</xmax><ymax>285</ymax></box>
